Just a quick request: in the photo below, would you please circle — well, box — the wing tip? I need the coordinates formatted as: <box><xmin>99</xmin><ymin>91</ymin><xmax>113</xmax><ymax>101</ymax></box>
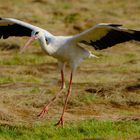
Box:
<box><xmin>0</xmin><ymin>17</ymin><xmax>2</xmax><ymax>20</ymax></box>
<box><xmin>108</xmin><ymin>24</ymin><xmax>122</xmax><ymax>27</ymax></box>
<box><xmin>97</xmin><ymin>23</ymin><xmax>122</xmax><ymax>27</ymax></box>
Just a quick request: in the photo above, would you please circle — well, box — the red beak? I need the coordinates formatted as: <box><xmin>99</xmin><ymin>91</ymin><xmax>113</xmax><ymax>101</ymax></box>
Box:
<box><xmin>20</xmin><ymin>35</ymin><xmax>38</xmax><ymax>54</ymax></box>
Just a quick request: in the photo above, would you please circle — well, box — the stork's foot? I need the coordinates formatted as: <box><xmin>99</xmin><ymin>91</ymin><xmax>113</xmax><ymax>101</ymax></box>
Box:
<box><xmin>55</xmin><ymin>116</ymin><xmax>64</xmax><ymax>127</ymax></box>
<box><xmin>38</xmin><ymin>106</ymin><xmax>49</xmax><ymax>118</ymax></box>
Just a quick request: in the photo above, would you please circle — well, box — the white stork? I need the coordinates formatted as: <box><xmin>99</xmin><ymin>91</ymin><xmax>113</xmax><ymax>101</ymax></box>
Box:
<box><xmin>0</xmin><ymin>17</ymin><xmax>140</xmax><ymax>127</ymax></box>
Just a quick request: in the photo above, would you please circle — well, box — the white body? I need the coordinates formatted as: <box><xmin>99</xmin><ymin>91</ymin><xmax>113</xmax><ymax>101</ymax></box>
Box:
<box><xmin>42</xmin><ymin>36</ymin><xmax>92</xmax><ymax>69</ymax></box>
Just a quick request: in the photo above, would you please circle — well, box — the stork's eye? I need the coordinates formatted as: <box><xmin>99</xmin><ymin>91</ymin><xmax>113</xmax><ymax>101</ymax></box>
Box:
<box><xmin>45</xmin><ymin>38</ymin><xmax>48</xmax><ymax>45</ymax></box>
<box><xmin>35</xmin><ymin>31</ymin><xmax>39</xmax><ymax>35</ymax></box>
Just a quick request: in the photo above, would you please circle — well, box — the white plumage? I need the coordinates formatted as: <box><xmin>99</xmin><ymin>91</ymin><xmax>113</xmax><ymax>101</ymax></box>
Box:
<box><xmin>0</xmin><ymin>18</ymin><xmax>140</xmax><ymax>126</ymax></box>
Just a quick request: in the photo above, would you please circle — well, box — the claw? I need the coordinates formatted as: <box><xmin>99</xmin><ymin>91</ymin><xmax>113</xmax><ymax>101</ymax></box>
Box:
<box><xmin>55</xmin><ymin>116</ymin><xmax>64</xmax><ymax>127</ymax></box>
<box><xmin>38</xmin><ymin>106</ymin><xmax>49</xmax><ymax>118</ymax></box>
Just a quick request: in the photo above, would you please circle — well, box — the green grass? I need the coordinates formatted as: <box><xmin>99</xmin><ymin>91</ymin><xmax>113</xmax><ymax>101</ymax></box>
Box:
<box><xmin>0</xmin><ymin>53</ymin><xmax>56</xmax><ymax>65</ymax></box>
<box><xmin>0</xmin><ymin>120</ymin><xmax>140</xmax><ymax>140</ymax></box>
<box><xmin>0</xmin><ymin>74</ymin><xmax>42</xmax><ymax>84</ymax></box>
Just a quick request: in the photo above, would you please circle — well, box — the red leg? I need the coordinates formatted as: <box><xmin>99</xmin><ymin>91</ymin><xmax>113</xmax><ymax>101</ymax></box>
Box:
<box><xmin>55</xmin><ymin>72</ymin><xmax>73</xmax><ymax>127</ymax></box>
<box><xmin>38</xmin><ymin>69</ymin><xmax>65</xmax><ymax>118</ymax></box>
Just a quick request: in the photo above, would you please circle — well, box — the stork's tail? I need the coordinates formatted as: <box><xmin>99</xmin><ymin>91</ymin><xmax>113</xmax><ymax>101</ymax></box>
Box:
<box><xmin>132</xmin><ymin>30</ymin><xmax>140</xmax><ymax>41</ymax></box>
<box><xmin>89</xmin><ymin>52</ymin><xmax>99</xmax><ymax>58</ymax></box>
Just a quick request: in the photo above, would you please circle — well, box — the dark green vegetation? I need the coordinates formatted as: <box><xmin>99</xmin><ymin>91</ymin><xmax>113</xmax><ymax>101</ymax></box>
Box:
<box><xmin>0</xmin><ymin>0</ymin><xmax>140</xmax><ymax>139</ymax></box>
<box><xmin>0</xmin><ymin>120</ymin><xmax>140</xmax><ymax>140</ymax></box>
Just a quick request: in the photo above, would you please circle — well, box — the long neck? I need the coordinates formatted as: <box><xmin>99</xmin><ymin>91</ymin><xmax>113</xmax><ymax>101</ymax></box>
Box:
<box><xmin>38</xmin><ymin>35</ymin><xmax>52</xmax><ymax>55</ymax></box>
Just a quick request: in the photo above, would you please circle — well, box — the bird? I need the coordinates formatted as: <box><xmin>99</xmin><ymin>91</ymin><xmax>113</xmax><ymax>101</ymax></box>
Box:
<box><xmin>0</xmin><ymin>17</ymin><xmax>140</xmax><ymax>127</ymax></box>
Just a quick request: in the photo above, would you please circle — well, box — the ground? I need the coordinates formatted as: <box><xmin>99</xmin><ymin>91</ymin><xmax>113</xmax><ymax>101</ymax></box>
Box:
<box><xmin>0</xmin><ymin>0</ymin><xmax>140</xmax><ymax>140</ymax></box>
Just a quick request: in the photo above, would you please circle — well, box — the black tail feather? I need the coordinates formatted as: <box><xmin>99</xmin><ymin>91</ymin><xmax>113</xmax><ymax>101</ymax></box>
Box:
<box><xmin>133</xmin><ymin>30</ymin><xmax>140</xmax><ymax>41</ymax></box>
<box><xmin>109</xmin><ymin>24</ymin><xmax>122</xmax><ymax>27</ymax></box>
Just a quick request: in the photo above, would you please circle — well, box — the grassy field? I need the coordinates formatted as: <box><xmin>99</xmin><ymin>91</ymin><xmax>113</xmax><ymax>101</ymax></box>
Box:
<box><xmin>0</xmin><ymin>0</ymin><xmax>140</xmax><ymax>139</ymax></box>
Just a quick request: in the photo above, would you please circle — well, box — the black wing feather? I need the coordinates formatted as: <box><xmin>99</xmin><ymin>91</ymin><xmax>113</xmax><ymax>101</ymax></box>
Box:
<box><xmin>81</xmin><ymin>28</ymin><xmax>140</xmax><ymax>50</ymax></box>
<box><xmin>0</xmin><ymin>19</ymin><xmax>32</xmax><ymax>39</ymax></box>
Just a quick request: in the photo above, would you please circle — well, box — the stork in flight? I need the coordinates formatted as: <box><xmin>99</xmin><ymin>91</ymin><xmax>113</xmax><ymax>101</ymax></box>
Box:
<box><xmin>0</xmin><ymin>18</ymin><xmax>140</xmax><ymax>127</ymax></box>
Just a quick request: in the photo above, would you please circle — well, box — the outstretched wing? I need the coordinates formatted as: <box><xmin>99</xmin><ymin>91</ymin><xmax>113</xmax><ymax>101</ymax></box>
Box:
<box><xmin>0</xmin><ymin>18</ymin><xmax>47</xmax><ymax>39</ymax></box>
<box><xmin>70</xmin><ymin>23</ymin><xmax>140</xmax><ymax>50</ymax></box>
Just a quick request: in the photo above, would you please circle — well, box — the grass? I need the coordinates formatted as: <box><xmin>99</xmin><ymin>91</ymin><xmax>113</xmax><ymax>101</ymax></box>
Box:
<box><xmin>0</xmin><ymin>53</ymin><xmax>56</xmax><ymax>65</ymax></box>
<box><xmin>0</xmin><ymin>0</ymin><xmax>140</xmax><ymax>139</ymax></box>
<box><xmin>0</xmin><ymin>120</ymin><xmax>140</xmax><ymax>140</ymax></box>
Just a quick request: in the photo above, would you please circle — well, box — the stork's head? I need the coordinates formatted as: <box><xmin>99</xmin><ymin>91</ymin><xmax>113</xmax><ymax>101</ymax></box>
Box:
<box><xmin>32</xmin><ymin>31</ymin><xmax>45</xmax><ymax>39</ymax></box>
<box><xmin>20</xmin><ymin>30</ymin><xmax>44</xmax><ymax>53</ymax></box>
